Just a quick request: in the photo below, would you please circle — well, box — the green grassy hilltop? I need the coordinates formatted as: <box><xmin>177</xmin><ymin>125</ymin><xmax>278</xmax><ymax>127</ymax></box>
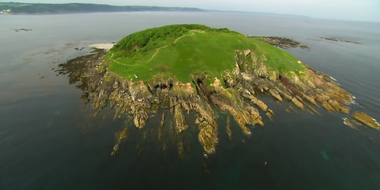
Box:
<box><xmin>104</xmin><ymin>24</ymin><xmax>305</xmax><ymax>83</ymax></box>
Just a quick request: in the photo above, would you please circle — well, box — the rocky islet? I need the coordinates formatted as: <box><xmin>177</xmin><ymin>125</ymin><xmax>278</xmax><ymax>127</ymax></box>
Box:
<box><xmin>56</xmin><ymin>24</ymin><xmax>379</xmax><ymax>156</ymax></box>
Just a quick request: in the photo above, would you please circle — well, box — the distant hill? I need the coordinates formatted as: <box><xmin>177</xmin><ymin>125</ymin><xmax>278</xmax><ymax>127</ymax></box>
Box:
<box><xmin>0</xmin><ymin>2</ymin><xmax>204</xmax><ymax>14</ymax></box>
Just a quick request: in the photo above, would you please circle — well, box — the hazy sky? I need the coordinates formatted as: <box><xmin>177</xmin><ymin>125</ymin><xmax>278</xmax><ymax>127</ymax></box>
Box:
<box><xmin>8</xmin><ymin>0</ymin><xmax>380</xmax><ymax>22</ymax></box>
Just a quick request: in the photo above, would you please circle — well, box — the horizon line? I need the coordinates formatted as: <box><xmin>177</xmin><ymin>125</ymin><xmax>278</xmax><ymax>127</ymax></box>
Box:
<box><xmin>3</xmin><ymin>1</ymin><xmax>379</xmax><ymax>23</ymax></box>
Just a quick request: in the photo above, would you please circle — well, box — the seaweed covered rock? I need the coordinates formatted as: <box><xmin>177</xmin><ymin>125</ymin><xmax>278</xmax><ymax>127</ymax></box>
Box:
<box><xmin>353</xmin><ymin>112</ymin><xmax>380</xmax><ymax>130</ymax></box>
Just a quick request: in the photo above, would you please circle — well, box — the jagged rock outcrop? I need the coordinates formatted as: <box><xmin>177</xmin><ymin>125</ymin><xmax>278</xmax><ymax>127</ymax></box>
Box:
<box><xmin>172</xmin><ymin>102</ymin><xmax>188</xmax><ymax>133</ymax></box>
<box><xmin>194</xmin><ymin>97</ymin><xmax>218</xmax><ymax>154</ymax></box>
<box><xmin>291</xmin><ymin>97</ymin><xmax>304</xmax><ymax>110</ymax></box>
<box><xmin>269</xmin><ymin>89</ymin><xmax>283</xmax><ymax>102</ymax></box>
<box><xmin>56</xmin><ymin>45</ymin><xmax>363</xmax><ymax>156</ymax></box>
<box><xmin>241</xmin><ymin>91</ymin><xmax>268</xmax><ymax>111</ymax></box>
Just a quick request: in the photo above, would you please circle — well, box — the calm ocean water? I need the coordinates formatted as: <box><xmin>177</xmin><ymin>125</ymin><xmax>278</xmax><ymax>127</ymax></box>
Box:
<box><xmin>0</xmin><ymin>12</ymin><xmax>379</xmax><ymax>190</ymax></box>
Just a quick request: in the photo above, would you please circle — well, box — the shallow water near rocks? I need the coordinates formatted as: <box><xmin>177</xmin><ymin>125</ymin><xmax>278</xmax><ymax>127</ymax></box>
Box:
<box><xmin>0</xmin><ymin>12</ymin><xmax>379</xmax><ymax>190</ymax></box>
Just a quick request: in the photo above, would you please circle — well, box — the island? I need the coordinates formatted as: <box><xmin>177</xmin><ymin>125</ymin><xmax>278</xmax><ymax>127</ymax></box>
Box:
<box><xmin>0</xmin><ymin>2</ymin><xmax>203</xmax><ymax>14</ymax></box>
<box><xmin>56</xmin><ymin>24</ymin><xmax>379</xmax><ymax>155</ymax></box>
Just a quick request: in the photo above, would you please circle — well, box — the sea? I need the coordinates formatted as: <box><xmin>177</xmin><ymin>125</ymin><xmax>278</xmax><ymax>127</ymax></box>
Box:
<box><xmin>0</xmin><ymin>12</ymin><xmax>379</xmax><ymax>190</ymax></box>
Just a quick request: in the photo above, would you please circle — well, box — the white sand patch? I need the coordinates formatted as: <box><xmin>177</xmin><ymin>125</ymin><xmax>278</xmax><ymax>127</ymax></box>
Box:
<box><xmin>89</xmin><ymin>43</ymin><xmax>114</xmax><ymax>51</ymax></box>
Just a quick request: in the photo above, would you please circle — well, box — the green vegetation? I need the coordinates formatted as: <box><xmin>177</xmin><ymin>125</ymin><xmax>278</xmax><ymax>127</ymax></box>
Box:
<box><xmin>105</xmin><ymin>24</ymin><xmax>305</xmax><ymax>83</ymax></box>
<box><xmin>0</xmin><ymin>2</ymin><xmax>203</xmax><ymax>14</ymax></box>
<box><xmin>251</xmin><ymin>36</ymin><xmax>310</xmax><ymax>49</ymax></box>
<box><xmin>251</xmin><ymin>40</ymin><xmax>305</xmax><ymax>74</ymax></box>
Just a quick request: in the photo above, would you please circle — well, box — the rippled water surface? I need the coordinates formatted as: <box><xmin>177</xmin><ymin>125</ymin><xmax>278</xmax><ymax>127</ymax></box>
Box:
<box><xmin>0</xmin><ymin>12</ymin><xmax>379</xmax><ymax>190</ymax></box>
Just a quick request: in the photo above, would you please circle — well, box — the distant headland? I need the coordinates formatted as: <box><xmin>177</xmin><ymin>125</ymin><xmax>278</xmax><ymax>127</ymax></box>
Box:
<box><xmin>0</xmin><ymin>2</ymin><xmax>204</xmax><ymax>14</ymax></box>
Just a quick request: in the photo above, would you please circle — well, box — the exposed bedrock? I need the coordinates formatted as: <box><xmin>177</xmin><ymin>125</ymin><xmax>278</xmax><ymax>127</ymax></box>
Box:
<box><xmin>57</xmin><ymin>47</ymin><xmax>371</xmax><ymax>155</ymax></box>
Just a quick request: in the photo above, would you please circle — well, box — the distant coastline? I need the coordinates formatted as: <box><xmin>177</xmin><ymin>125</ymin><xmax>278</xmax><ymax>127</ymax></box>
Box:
<box><xmin>0</xmin><ymin>2</ymin><xmax>204</xmax><ymax>15</ymax></box>
<box><xmin>0</xmin><ymin>2</ymin><xmax>310</xmax><ymax>18</ymax></box>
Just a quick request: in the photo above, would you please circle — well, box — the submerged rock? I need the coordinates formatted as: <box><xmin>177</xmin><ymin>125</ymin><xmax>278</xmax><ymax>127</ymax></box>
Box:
<box><xmin>343</xmin><ymin>118</ymin><xmax>360</xmax><ymax>130</ymax></box>
<box><xmin>321</xmin><ymin>37</ymin><xmax>363</xmax><ymax>45</ymax></box>
<box><xmin>226</xmin><ymin>115</ymin><xmax>232</xmax><ymax>140</ymax></box>
<box><xmin>158</xmin><ymin>112</ymin><xmax>167</xmax><ymax>139</ymax></box>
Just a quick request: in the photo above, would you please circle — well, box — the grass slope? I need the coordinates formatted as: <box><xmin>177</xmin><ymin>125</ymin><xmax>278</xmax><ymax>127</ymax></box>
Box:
<box><xmin>105</xmin><ymin>24</ymin><xmax>304</xmax><ymax>83</ymax></box>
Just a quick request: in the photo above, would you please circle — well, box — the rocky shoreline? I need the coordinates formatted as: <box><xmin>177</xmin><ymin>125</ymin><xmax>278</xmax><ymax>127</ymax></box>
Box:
<box><xmin>56</xmin><ymin>47</ymin><xmax>379</xmax><ymax>155</ymax></box>
<box><xmin>249</xmin><ymin>36</ymin><xmax>310</xmax><ymax>49</ymax></box>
